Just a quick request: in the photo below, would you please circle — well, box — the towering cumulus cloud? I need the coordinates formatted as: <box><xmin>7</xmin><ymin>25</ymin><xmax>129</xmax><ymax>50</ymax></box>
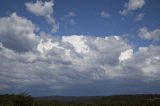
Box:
<box><xmin>0</xmin><ymin>12</ymin><xmax>160</xmax><ymax>95</ymax></box>
<box><xmin>25</xmin><ymin>0</ymin><xmax>58</xmax><ymax>33</ymax></box>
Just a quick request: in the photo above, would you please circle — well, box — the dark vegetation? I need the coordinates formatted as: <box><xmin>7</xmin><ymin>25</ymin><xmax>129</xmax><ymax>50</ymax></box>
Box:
<box><xmin>0</xmin><ymin>93</ymin><xmax>160</xmax><ymax>106</ymax></box>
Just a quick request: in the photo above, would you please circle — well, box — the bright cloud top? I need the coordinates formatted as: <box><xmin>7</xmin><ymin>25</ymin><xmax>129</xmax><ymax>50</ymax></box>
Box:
<box><xmin>119</xmin><ymin>49</ymin><xmax>133</xmax><ymax>62</ymax></box>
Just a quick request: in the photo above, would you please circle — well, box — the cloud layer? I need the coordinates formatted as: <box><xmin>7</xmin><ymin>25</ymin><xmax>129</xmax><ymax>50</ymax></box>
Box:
<box><xmin>0</xmin><ymin>13</ymin><xmax>160</xmax><ymax>95</ymax></box>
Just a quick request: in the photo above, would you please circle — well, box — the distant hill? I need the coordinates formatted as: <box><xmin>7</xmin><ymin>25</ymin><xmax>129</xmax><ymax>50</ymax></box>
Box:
<box><xmin>36</xmin><ymin>96</ymin><xmax>102</xmax><ymax>101</ymax></box>
<box><xmin>36</xmin><ymin>94</ymin><xmax>160</xmax><ymax>102</ymax></box>
<box><xmin>1</xmin><ymin>94</ymin><xmax>160</xmax><ymax>106</ymax></box>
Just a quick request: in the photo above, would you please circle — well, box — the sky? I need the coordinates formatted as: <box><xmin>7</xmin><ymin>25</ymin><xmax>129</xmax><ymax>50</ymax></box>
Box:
<box><xmin>0</xmin><ymin>0</ymin><xmax>160</xmax><ymax>96</ymax></box>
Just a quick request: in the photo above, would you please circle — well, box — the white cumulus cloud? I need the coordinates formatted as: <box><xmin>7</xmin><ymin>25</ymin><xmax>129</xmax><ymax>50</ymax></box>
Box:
<box><xmin>25</xmin><ymin>0</ymin><xmax>58</xmax><ymax>33</ymax></box>
<box><xmin>139</xmin><ymin>27</ymin><xmax>160</xmax><ymax>40</ymax></box>
<box><xmin>0</xmin><ymin>13</ymin><xmax>38</xmax><ymax>52</ymax></box>
<box><xmin>62</xmin><ymin>35</ymin><xmax>90</xmax><ymax>54</ymax></box>
<box><xmin>120</xmin><ymin>0</ymin><xmax>145</xmax><ymax>16</ymax></box>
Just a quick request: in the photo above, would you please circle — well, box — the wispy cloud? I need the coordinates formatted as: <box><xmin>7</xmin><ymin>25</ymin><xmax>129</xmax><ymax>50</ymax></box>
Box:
<box><xmin>61</xmin><ymin>11</ymin><xmax>76</xmax><ymax>25</ymax></box>
<box><xmin>135</xmin><ymin>13</ymin><xmax>145</xmax><ymax>21</ymax></box>
<box><xmin>61</xmin><ymin>11</ymin><xmax>76</xmax><ymax>20</ymax></box>
<box><xmin>100</xmin><ymin>11</ymin><xmax>110</xmax><ymax>18</ymax></box>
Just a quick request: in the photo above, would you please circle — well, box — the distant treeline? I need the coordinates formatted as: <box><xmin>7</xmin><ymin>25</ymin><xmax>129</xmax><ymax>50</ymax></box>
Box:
<box><xmin>0</xmin><ymin>93</ymin><xmax>160</xmax><ymax>106</ymax></box>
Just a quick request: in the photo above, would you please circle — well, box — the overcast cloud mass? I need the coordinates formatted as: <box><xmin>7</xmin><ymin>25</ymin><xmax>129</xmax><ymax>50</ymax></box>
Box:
<box><xmin>0</xmin><ymin>0</ymin><xmax>160</xmax><ymax>96</ymax></box>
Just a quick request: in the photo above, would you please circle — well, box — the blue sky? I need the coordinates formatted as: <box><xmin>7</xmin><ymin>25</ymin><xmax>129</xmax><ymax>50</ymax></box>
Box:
<box><xmin>0</xmin><ymin>0</ymin><xmax>160</xmax><ymax>36</ymax></box>
<box><xmin>0</xmin><ymin>0</ymin><xmax>160</xmax><ymax>96</ymax></box>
